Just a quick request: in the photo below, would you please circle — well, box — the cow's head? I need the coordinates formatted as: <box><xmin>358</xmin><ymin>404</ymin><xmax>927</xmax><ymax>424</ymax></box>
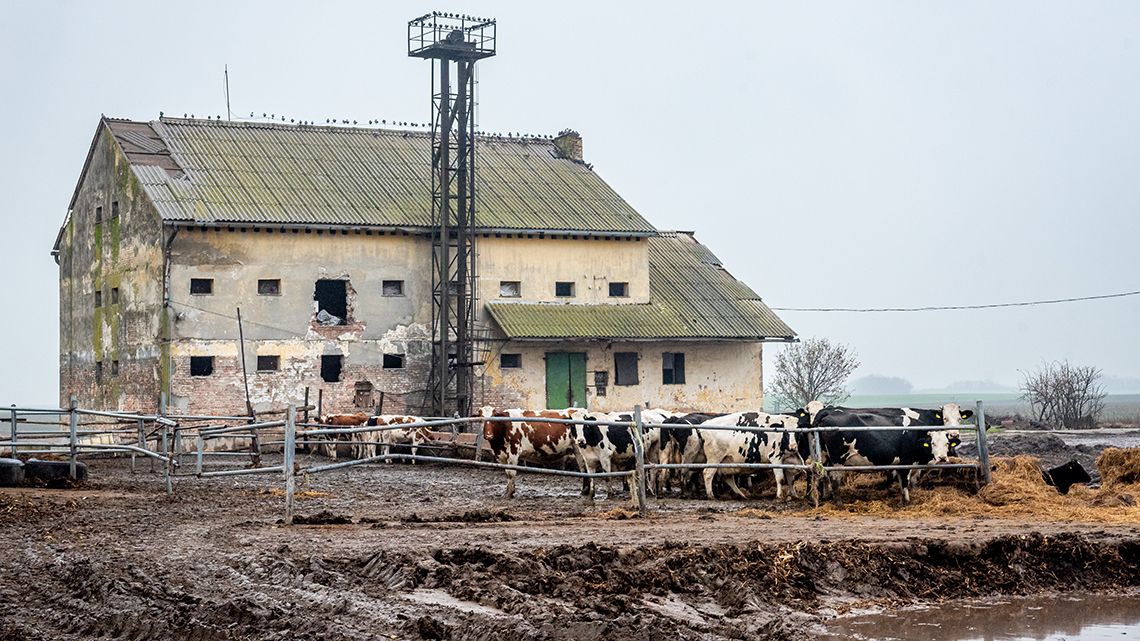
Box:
<box><xmin>794</xmin><ymin>400</ymin><xmax>825</xmax><ymax>427</ymax></box>
<box><xmin>927</xmin><ymin>430</ymin><xmax>952</xmax><ymax>463</ymax></box>
<box><xmin>477</xmin><ymin>405</ymin><xmax>495</xmax><ymax>418</ymax></box>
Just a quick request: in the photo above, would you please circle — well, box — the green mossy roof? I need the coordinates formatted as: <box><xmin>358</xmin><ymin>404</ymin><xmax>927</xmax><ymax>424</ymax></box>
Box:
<box><xmin>104</xmin><ymin>118</ymin><xmax>655</xmax><ymax>234</ymax></box>
<box><xmin>486</xmin><ymin>232</ymin><xmax>795</xmax><ymax>340</ymax></box>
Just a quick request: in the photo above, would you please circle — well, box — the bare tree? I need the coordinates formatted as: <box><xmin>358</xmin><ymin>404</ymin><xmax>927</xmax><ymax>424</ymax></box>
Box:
<box><xmin>768</xmin><ymin>337</ymin><xmax>860</xmax><ymax>409</ymax></box>
<box><xmin>1019</xmin><ymin>361</ymin><xmax>1106</xmax><ymax>429</ymax></box>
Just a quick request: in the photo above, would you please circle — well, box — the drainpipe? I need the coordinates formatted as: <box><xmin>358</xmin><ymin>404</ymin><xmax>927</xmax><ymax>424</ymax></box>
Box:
<box><xmin>161</xmin><ymin>226</ymin><xmax>179</xmax><ymax>415</ymax></box>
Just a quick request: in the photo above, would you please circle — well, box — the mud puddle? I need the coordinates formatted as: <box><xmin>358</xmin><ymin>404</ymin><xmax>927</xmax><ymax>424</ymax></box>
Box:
<box><xmin>818</xmin><ymin>592</ymin><xmax>1140</xmax><ymax>640</ymax></box>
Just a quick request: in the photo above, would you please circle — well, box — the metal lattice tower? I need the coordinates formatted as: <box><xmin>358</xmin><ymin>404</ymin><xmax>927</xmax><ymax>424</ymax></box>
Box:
<box><xmin>408</xmin><ymin>12</ymin><xmax>496</xmax><ymax>417</ymax></box>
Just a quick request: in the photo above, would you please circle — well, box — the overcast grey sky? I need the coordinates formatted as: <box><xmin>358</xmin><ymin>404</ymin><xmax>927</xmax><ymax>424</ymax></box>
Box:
<box><xmin>2</xmin><ymin>1</ymin><xmax>1138</xmax><ymax>405</ymax></box>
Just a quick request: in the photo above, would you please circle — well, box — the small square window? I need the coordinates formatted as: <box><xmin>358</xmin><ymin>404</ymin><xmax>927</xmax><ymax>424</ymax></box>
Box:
<box><xmin>663</xmin><ymin>352</ymin><xmax>686</xmax><ymax>385</ymax></box>
<box><xmin>321</xmin><ymin>354</ymin><xmax>343</xmax><ymax>382</ymax></box>
<box><xmin>382</xmin><ymin>280</ymin><xmax>404</xmax><ymax>297</ymax></box>
<box><xmin>95</xmin><ymin>361</ymin><xmax>104</xmax><ymax>384</ymax></box>
<box><xmin>555</xmin><ymin>281</ymin><xmax>575</xmax><ymax>297</ymax></box>
<box><xmin>190</xmin><ymin>356</ymin><xmax>214</xmax><ymax>377</ymax></box>
<box><xmin>609</xmin><ymin>282</ymin><xmax>628</xmax><ymax>297</ymax></box>
<box><xmin>258</xmin><ymin>279</ymin><xmax>281</xmax><ymax>296</ymax></box>
<box><xmin>94</xmin><ymin>290</ymin><xmax>102</xmax><ymax>308</ymax></box>
<box><xmin>95</xmin><ymin>206</ymin><xmax>103</xmax><ymax>224</ymax></box>
<box><xmin>257</xmin><ymin>355</ymin><xmax>280</xmax><ymax>372</ymax></box>
<box><xmin>111</xmin><ymin>287</ymin><xmax>120</xmax><ymax>304</ymax></box>
<box><xmin>190</xmin><ymin>278</ymin><xmax>213</xmax><ymax>295</ymax></box>
<box><xmin>614</xmin><ymin>352</ymin><xmax>639</xmax><ymax>385</ymax></box>
<box><xmin>383</xmin><ymin>353</ymin><xmax>405</xmax><ymax>369</ymax></box>
<box><xmin>499</xmin><ymin>281</ymin><xmax>521</xmax><ymax>298</ymax></box>
<box><xmin>500</xmin><ymin>353</ymin><xmax>522</xmax><ymax>369</ymax></box>
<box><xmin>111</xmin><ymin>360</ymin><xmax>120</xmax><ymax>376</ymax></box>
<box><xmin>111</xmin><ymin>201</ymin><xmax>119</xmax><ymax>219</ymax></box>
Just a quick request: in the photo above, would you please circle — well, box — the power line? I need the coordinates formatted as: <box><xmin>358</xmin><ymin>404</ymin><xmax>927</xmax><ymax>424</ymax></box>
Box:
<box><xmin>770</xmin><ymin>289</ymin><xmax>1140</xmax><ymax>313</ymax></box>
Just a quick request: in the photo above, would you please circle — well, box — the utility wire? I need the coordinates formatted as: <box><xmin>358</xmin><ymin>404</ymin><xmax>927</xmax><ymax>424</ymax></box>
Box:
<box><xmin>770</xmin><ymin>289</ymin><xmax>1140</xmax><ymax>313</ymax></box>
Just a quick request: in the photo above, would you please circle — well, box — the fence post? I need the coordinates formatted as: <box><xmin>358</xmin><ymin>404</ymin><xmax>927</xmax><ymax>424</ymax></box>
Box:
<box><xmin>68</xmin><ymin>396</ymin><xmax>78</xmax><ymax>480</ymax></box>
<box><xmin>195</xmin><ymin>432</ymin><xmax>205</xmax><ymax>476</ymax></box>
<box><xmin>283</xmin><ymin>405</ymin><xmax>297</xmax><ymax>526</ymax></box>
<box><xmin>632</xmin><ymin>405</ymin><xmax>648</xmax><ymax>517</ymax></box>
<box><xmin>161</xmin><ymin>423</ymin><xmax>172</xmax><ymax>495</ymax></box>
<box><xmin>809</xmin><ymin>430</ymin><xmax>824</xmax><ymax>508</ymax></box>
<box><xmin>132</xmin><ymin>417</ymin><xmax>145</xmax><ymax>474</ymax></box>
<box><xmin>9</xmin><ymin>404</ymin><xmax>17</xmax><ymax>458</ymax></box>
<box><xmin>975</xmin><ymin>400</ymin><xmax>991</xmax><ymax>486</ymax></box>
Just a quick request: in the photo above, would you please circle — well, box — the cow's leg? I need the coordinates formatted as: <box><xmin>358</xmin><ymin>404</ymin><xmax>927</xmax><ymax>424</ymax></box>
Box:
<box><xmin>503</xmin><ymin>454</ymin><xmax>519</xmax><ymax>498</ymax></box>
<box><xmin>899</xmin><ymin>470</ymin><xmax>912</xmax><ymax>504</ymax></box>
<box><xmin>772</xmin><ymin>464</ymin><xmax>786</xmax><ymax>500</ymax></box>
<box><xmin>703</xmin><ymin>468</ymin><xmax>718</xmax><ymax>499</ymax></box>
<box><xmin>723</xmin><ymin>473</ymin><xmax>749</xmax><ymax>499</ymax></box>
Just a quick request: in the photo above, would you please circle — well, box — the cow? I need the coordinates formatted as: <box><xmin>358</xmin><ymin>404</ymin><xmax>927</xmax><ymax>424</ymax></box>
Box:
<box><xmin>813</xmin><ymin>403</ymin><xmax>974</xmax><ymax>503</ymax></box>
<box><xmin>314</xmin><ymin>412</ymin><xmax>371</xmax><ymax>459</ymax></box>
<box><xmin>698</xmin><ymin>411</ymin><xmax>807</xmax><ymax>500</ymax></box>
<box><xmin>365</xmin><ymin>415</ymin><xmax>429</xmax><ymax>463</ymax></box>
<box><xmin>656</xmin><ymin>413</ymin><xmax>724</xmax><ymax>496</ymax></box>
<box><xmin>479</xmin><ymin>407</ymin><xmax>582</xmax><ymax>498</ymax></box>
<box><xmin>1042</xmin><ymin>459</ymin><xmax>1092</xmax><ymax>495</ymax></box>
<box><xmin>568</xmin><ymin>409</ymin><xmax>670</xmax><ymax>499</ymax></box>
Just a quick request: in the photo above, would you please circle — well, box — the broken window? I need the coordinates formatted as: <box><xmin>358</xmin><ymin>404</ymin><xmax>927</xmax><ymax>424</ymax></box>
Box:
<box><xmin>609</xmin><ymin>282</ymin><xmax>629</xmax><ymax>297</ymax></box>
<box><xmin>354</xmin><ymin>381</ymin><xmax>374</xmax><ymax>408</ymax></box>
<box><xmin>663</xmin><ymin>352</ymin><xmax>686</xmax><ymax>385</ymax></box>
<box><xmin>190</xmin><ymin>356</ymin><xmax>214</xmax><ymax>377</ymax></box>
<box><xmin>190</xmin><ymin>278</ymin><xmax>213</xmax><ymax>295</ymax></box>
<box><xmin>111</xmin><ymin>287</ymin><xmax>119</xmax><ymax>304</ymax></box>
<box><xmin>111</xmin><ymin>201</ymin><xmax>119</xmax><ymax>219</ymax></box>
<box><xmin>383</xmin><ymin>353</ymin><xmax>405</xmax><ymax>369</ymax></box>
<box><xmin>382</xmin><ymin>280</ymin><xmax>404</xmax><ymax>297</ymax></box>
<box><xmin>614</xmin><ymin>352</ymin><xmax>639</xmax><ymax>386</ymax></box>
<box><xmin>555</xmin><ymin>281</ymin><xmax>575</xmax><ymax>297</ymax></box>
<box><xmin>500</xmin><ymin>353</ymin><xmax>522</xmax><ymax>369</ymax></box>
<box><xmin>314</xmin><ymin>280</ymin><xmax>347</xmax><ymax>325</ymax></box>
<box><xmin>321</xmin><ymin>354</ymin><xmax>343</xmax><ymax>382</ymax></box>
<box><xmin>95</xmin><ymin>361</ymin><xmax>103</xmax><ymax>385</ymax></box>
<box><xmin>499</xmin><ymin>281</ymin><xmax>521</xmax><ymax>298</ymax></box>
<box><xmin>94</xmin><ymin>290</ymin><xmax>102</xmax><ymax>308</ymax></box>
<box><xmin>258</xmin><ymin>279</ymin><xmax>281</xmax><ymax>296</ymax></box>
<box><xmin>95</xmin><ymin>206</ymin><xmax>102</xmax><ymax>224</ymax></box>
<box><xmin>111</xmin><ymin>360</ymin><xmax>119</xmax><ymax>376</ymax></box>
<box><xmin>256</xmin><ymin>355</ymin><xmax>280</xmax><ymax>372</ymax></box>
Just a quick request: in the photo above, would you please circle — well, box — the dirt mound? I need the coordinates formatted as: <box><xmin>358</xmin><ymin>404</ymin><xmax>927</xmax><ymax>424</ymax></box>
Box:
<box><xmin>959</xmin><ymin>433</ymin><xmax>1105</xmax><ymax>482</ymax></box>
<box><xmin>290</xmin><ymin>510</ymin><xmax>352</xmax><ymax>525</ymax></box>
<box><xmin>403</xmin><ymin>510</ymin><xmax>515</xmax><ymax>524</ymax></box>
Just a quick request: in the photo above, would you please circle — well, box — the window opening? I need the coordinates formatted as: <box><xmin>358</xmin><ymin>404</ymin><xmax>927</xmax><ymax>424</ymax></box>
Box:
<box><xmin>190</xmin><ymin>356</ymin><xmax>214</xmax><ymax>377</ymax></box>
<box><xmin>95</xmin><ymin>361</ymin><xmax>104</xmax><ymax>384</ymax></box>
<box><xmin>257</xmin><ymin>355</ymin><xmax>280</xmax><ymax>371</ymax></box>
<box><xmin>382</xmin><ymin>280</ymin><xmax>404</xmax><ymax>297</ymax></box>
<box><xmin>111</xmin><ymin>287</ymin><xmax>119</xmax><ymax>304</ymax></box>
<box><xmin>354</xmin><ymin>381</ymin><xmax>374</xmax><ymax>408</ymax></box>
<box><xmin>663</xmin><ymin>352</ymin><xmax>686</xmax><ymax>385</ymax></box>
<box><xmin>383</xmin><ymin>353</ymin><xmax>405</xmax><ymax>369</ymax></box>
<box><xmin>314</xmin><ymin>280</ymin><xmax>347</xmax><ymax>325</ymax></box>
<box><xmin>555</xmin><ymin>281</ymin><xmax>574</xmax><ymax>297</ymax></box>
<box><xmin>609</xmin><ymin>282</ymin><xmax>629</xmax><ymax>297</ymax></box>
<box><xmin>95</xmin><ymin>206</ymin><xmax>102</xmax><ymax>224</ymax></box>
<box><xmin>190</xmin><ymin>278</ymin><xmax>214</xmax><ymax>295</ymax></box>
<box><xmin>258</xmin><ymin>279</ymin><xmax>281</xmax><ymax>296</ymax></box>
<box><xmin>111</xmin><ymin>201</ymin><xmax>119</xmax><ymax>219</ymax></box>
<box><xmin>614</xmin><ymin>352</ymin><xmax>639</xmax><ymax>385</ymax></box>
<box><xmin>111</xmin><ymin>360</ymin><xmax>119</xmax><ymax>376</ymax></box>
<box><xmin>499</xmin><ymin>281</ymin><xmax>521</xmax><ymax>298</ymax></box>
<box><xmin>320</xmin><ymin>354</ymin><xmax>343</xmax><ymax>382</ymax></box>
<box><xmin>94</xmin><ymin>290</ymin><xmax>102</xmax><ymax>308</ymax></box>
<box><xmin>500</xmin><ymin>353</ymin><xmax>522</xmax><ymax>369</ymax></box>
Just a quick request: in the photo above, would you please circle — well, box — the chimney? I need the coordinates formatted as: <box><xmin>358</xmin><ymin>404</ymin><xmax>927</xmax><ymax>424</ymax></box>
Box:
<box><xmin>553</xmin><ymin>129</ymin><xmax>583</xmax><ymax>162</ymax></box>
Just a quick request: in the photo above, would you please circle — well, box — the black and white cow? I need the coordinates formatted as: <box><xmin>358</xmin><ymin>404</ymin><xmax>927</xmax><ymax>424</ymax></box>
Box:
<box><xmin>813</xmin><ymin>403</ymin><xmax>974</xmax><ymax>503</ymax></box>
<box><xmin>569</xmin><ymin>409</ymin><xmax>669</xmax><ymax>499</ymax></box>
<box><xmin>698</xmin><ymin>411</ymin><xmax>807</xmax><ymax>500</ymax></box>
<box><xmin>656</xmin><ymin>412</ymin><xmax>724</xmax><ymax>496</ymax></box>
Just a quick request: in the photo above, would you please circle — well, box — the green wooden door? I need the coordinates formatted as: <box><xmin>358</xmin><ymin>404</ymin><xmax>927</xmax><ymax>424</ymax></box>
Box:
<box><xmin>545</xmin><ymin>352</ymin><xmax>587</xmax><ymax>409</ymax></box>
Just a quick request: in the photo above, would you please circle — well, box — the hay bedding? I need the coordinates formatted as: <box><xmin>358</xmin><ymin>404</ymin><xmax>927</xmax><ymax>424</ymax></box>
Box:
<box><xmin>807</xmin><ymin>449</ymin><xmax>1140</xmax><ymax>524</ymax></box>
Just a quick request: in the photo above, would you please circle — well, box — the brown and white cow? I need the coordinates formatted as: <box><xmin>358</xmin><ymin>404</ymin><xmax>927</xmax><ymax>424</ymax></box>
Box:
<box><xmin>315</xmin><ymin>412</ymin><xmax>371</xmax><ymax>459</ymax></box>
<box><xmin>479</xmin><ymin>406</ymin><xmax>582</xmax><ymax>498</ymax></box>
<box><xmin>366</xmin><ymin>415</ymin><xmax>429</xmax><ymax>463</ymax></box>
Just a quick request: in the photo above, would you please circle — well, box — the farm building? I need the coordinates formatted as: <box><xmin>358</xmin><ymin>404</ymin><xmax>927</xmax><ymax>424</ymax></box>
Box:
<box><xmin>52</xmin><ymin>117</ymin><xmax>795</xmax><ymax>416</ymax></box>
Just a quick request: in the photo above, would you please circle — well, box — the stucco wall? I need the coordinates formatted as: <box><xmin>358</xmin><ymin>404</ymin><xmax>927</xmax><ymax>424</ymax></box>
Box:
<box><xmin>477</xmin><ymin>341</ymin><xmax>764</xmax><ymax>413</ymax></box>
<box><xmin>57</xmin><ymin>125</ymin><xmax>165</xmax><ymax>411</ymax></box>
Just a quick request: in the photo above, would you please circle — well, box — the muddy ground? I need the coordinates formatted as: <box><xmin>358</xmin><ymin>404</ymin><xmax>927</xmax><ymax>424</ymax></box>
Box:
<box><xmin>2</xmin><ymin>454</ymin><xmax>1140</xmax><ymax>641</ymax></box>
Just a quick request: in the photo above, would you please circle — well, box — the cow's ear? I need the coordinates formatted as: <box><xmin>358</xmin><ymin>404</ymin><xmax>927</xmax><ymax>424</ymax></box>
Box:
<box><xmin>961</xmin><ymin>410</ymin><xmax>974</xmax><ymax>420</ymax></box>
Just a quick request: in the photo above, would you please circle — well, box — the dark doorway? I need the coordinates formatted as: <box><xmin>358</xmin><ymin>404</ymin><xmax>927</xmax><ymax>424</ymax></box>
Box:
<box><xmin>321</xmin><ymin>355</ymin><xmax>343</xmax><ymax>382</ymax></box>
<box><xmin>314</xmin><ymin>280</ymin><xmax>348</xmax><ymax>324</ymax></box>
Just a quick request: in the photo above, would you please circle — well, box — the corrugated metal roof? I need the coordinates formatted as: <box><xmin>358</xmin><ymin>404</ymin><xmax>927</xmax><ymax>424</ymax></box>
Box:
<box><xmin>104</xmin><ymin>117</ymin><xmax>655</xmax><ymax>234</ymax></box>
<box><xmin>486</xmin><ymin>232</ymin><xmax>795</xmax><ymax>340</ymax></box>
